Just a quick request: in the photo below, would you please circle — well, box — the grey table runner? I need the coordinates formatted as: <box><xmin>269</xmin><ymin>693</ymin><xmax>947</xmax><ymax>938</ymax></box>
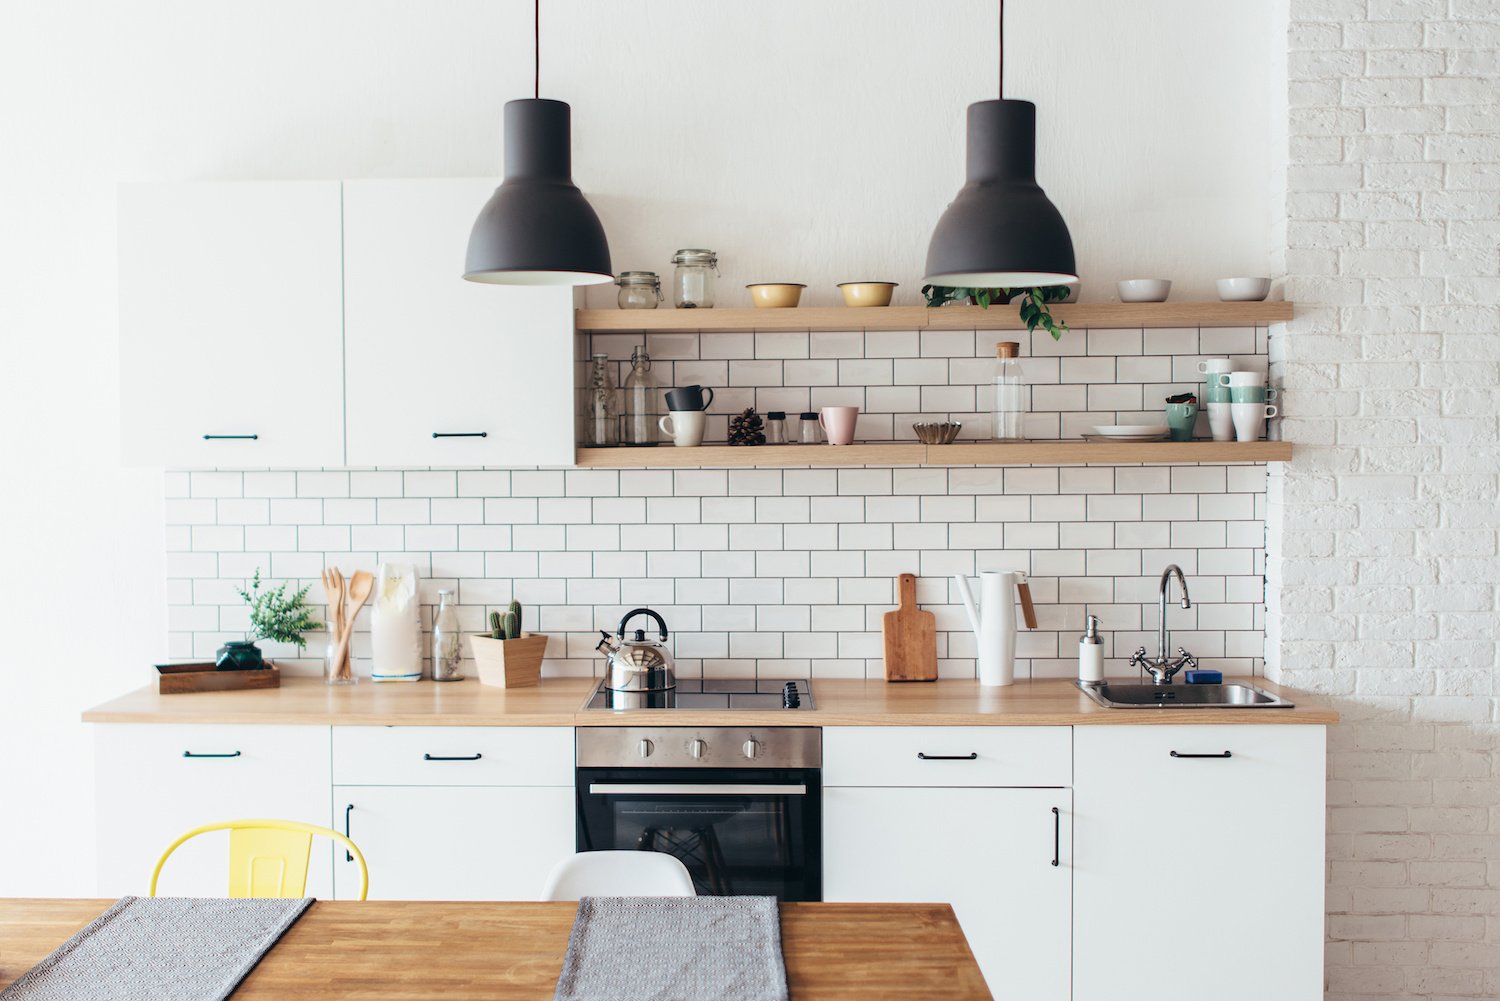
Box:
<box><xmin>0</xmin><ymin>896</ymin><xmax>312</xmax><ymax>1001</ymax></box>
<box><xmin>555</xmin><ymin>896</ymin><xmax>789</xmax><ymax>1001</ymax></box>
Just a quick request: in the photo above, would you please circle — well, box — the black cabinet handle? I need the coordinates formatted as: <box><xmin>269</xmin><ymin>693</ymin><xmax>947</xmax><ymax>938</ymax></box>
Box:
<box><xmin>916</xmin><ymin>752</ymin><xmax>978</xmax><ymax>761</ymax></box>
<box><xmin>1051</xmin><ymin>807</ymin><xmax>1061</xmax><ymax>867</ymax></box>
<box><xmin>182</xmin><ymin>750</ymin><xmax>241</xmax><ymax>758</ymax></box>
<box><xmin>432</xmin><ymin>432</ymin><xmax>488</xmax><ymax>438</ymax></box>
<box><xmin>202</xmin><ymin>434</ymin><xmax>258</xmax><ymax>440</ymax></box>
<box><xmin>423</xmin><ymin>752</ymin><xmax>483</xmax><ymax>761</ymax></box>
<box><xmin>344</xmin><ymin>804</ymin><xmax>354</xmax><ymax>862</ymax></box>
<box><xmin>1170</xmin><ymin>750</ymin><xmax>1233</xmax><ymax>759</ymax></box>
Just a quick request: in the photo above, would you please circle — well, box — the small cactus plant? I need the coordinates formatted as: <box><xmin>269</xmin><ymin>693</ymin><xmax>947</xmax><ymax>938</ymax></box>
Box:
<box><xmin>488</xmin><ymin>601</ymin><xmax>526</xmax><ymax>641</ymax></box>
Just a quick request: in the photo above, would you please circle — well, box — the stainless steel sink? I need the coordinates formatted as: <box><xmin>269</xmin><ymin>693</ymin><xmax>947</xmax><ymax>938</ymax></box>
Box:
<box><xmin>1078</xmin><ymin>681</ymin><xmax>1294</xmax><ymax>709</ymax></box>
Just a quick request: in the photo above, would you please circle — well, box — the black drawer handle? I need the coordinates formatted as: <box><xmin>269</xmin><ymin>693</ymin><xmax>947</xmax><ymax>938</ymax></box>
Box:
<box><xmin>1170</xmin><ymin>750</ymin><xmax>1232</xmax><ymax>759</ymax></box>
<box><xmin>1051</xmin><ymin>806</ymin><xmax>1060</xmax><ymax>867</ymax></box>
<box><xmin>916</xmin><ymin>752</ymin><xmax>978</xmax><ymax>761</ymax></box>
<box><xmin>423</xmin><ymin>752</ymin><xmax>483</xmax><ymax>761</ymax></box>
<box><xmin>182</xmin><ymin>750</ymin><xmax>241</xmax><ymax>758</ymax></box>
<box><xmin>432</xmin><ymin>432</ymin><xmax>488</xmax><ymax>438</ymax></box>
<box><xmin>202</xmin><ymin>434</ymin><xmax>258</xmax><ymax>440</ymax></box>
<box><xmin>344</xmin><ymin>803</ymin><xmax>354</xmax><ymax>861</ymax></box>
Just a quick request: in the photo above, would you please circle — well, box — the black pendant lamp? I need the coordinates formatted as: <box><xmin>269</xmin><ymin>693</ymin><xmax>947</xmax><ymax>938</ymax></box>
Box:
<box><xmin>464</xmin><ymin>0</ymin><xmax>611</xmax><ymax>286</ymax></box>
<box><xmin>923</xmin><ymin>0</ymin><xmax>1077</xmax><ymax>289</ymax></box>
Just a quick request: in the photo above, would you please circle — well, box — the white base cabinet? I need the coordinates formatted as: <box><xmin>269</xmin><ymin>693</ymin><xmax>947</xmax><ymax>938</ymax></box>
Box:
<box><xmin>1073</xmin><ymin>724</ymin><xmax>1326</xmax><ymax>1001</ymax></box>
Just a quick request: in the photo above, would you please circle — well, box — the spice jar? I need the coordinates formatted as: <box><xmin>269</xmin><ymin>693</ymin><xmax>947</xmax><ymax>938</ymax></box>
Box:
<box><xmin>671</xmin><ymin>249</ymin><xmax>719</xmax><ymax>309</ymax></box>
<box><xmin>765</xmin><ymin>411</ymin><xmax>788</xmax><ymax>445</ymax></box>
<box><xmin>616</xmin><ymin>271</ymin><xmax>662</xmax><ymax>310</ymax></box>
<box><xmin>798</xmin><ymin>412</ymin><xmax>821</xmax><ymax>444</ymax></box>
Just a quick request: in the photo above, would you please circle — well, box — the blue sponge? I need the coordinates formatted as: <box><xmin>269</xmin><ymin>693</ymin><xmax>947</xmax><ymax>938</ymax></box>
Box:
<box><xmin>1184</xmin><ymin>669</ymin><xmax>1223</xmax><ymax>684</ymax></box>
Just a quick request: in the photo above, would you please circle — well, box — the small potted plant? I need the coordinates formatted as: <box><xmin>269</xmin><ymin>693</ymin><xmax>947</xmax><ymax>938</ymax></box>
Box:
<box><xmin>921</xmin><ymin>284</ymin><xmax>1072</xmax><ymax>341</ymax></box>
<box><xmin>468</xmin><ymin>600</ymin><xmax>547</xmax><ymax>688</ymax></box>
<box><xmin>221</xmin><ymin>569</ymin><xmax>322</xmax><ymax>670</ymax></box>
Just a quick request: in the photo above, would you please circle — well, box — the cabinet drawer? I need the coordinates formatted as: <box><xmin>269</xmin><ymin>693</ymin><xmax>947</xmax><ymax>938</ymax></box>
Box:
<box><xmin>824</xmin><ymin>726</ymin><xmax>1070</xmax><ymax>787</ymax></box>
<box><xmin>333</xmin><ymin>726</ymin><xmax>573</xmax><ymax>786</ymax></box>
<box><xmin>1077</xmin><ymin>723</ymin><xmax>1325</xmax><ymax>774</ymax></box>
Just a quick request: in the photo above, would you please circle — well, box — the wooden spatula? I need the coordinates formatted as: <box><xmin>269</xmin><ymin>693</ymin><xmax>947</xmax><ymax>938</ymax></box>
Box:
<box><xmin>883</xmin><ymin>573</ymin><xmax>938</xmax><ymax>682</ymax></box>
<box><xmin>330</xmin><ymin>570</ymin><xmax>374</xmax><ymax>679</ymax></box>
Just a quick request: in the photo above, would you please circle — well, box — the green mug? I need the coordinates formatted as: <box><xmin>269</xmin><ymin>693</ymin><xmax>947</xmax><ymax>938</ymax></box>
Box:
<box><xmin>1165</xmin><ymin>402</ymin><xmax>1199</xmax><ymax>441</ymax></box>
<box><xmin>1229</xmin><ymin>385</ymin><xmax>1277</xmax><ymax>404</ymax></box>
<box><xmin>1204</xmin><ymin>379</ymin><xmax>1232</xmax><ymax>403</ymax></box>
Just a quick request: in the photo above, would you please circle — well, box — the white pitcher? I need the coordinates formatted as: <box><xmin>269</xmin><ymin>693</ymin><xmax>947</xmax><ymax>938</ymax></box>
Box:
<box><xmin>954</xmin><ymin>570</ymin><xmax>1026</xmax><ymax>687</ymax></box>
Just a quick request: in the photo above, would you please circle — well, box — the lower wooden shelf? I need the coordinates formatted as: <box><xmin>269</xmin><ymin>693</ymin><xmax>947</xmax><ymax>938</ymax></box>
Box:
<box><xmin>574</xmin><ymin>440</ymin><xmax>1293</xmax><ymax>468</ymax></box>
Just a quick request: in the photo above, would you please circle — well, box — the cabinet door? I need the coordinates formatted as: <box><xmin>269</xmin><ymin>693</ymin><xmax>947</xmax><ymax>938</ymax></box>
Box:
<box><xmin>1074</xmin><ymin>725</ymin><xmax>1325</xmax><ymax>1001</ymax></box>
<box><xmin>824</xmin><ymin>787</ymin><xmax>1071</xmax><ymax>1001</ymax></box>
<box><xmin>118</xmin><ymin>182</ymin><xmax>345</xmax><ymax>467</ymax></box>
<box><xmin>333</xmin><ymin>785</ymin><xmax>574</xmax><ymax>901</ymax></box>
<box><xmin>342</xmin><ymin>179</ymin><xmax>576</xmax><ymax>467</ymax></box>
<box><xmin>94</xmin><ymin>724</ymin><xmax>333</xmax><ymax>897</ymax></box>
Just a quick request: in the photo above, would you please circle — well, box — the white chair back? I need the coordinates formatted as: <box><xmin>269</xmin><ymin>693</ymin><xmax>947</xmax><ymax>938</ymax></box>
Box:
<box><xmin>541</xmin><ymin>850</ymin><xmax>697</xmax><ymax>901</ymax></box>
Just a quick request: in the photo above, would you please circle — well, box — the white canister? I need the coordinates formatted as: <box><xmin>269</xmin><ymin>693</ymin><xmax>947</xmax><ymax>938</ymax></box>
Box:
<box><xmin>371</xmin><ymin>562</ymin><xmax>422</xmax><ymax>681</ymax></box>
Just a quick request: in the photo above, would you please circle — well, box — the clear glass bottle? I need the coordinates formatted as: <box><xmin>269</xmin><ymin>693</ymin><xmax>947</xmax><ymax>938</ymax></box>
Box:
<box><xmin>764</xmin><ymin>411</ymin><xmax>788</xmax><ymax>445</ymax></box>
<box><xmin>621</xmin><ymin>346</ymin><xmax>659</xmax><ymax>446</ymax></box>
<box><xmin>431</xmin><ymin>589</ymin><xmax>463</xmax><ymax>682</ymax></box>
<box><xmin>992</xmin><ymin>341</ymin><xmax>1026</xmax><ymax>441</ymax></box>
<box><xmin>615</xmin><ymin>271</ymin><xmax>662</xmax><ymax>310</ymax></box>
<box><xmin>671</xmin><ymin>249</ymin><xmax>719</xmax><ymax>308</ymax></box>
<box><xmin>586</xmin><ymin>353</ymin><xmax>619</xmax><ymax>446</ymax></box>
<box><xmin>798</xmin><ymin>411</ymin><xmax>821</xmax><ymax>444</ymax></box>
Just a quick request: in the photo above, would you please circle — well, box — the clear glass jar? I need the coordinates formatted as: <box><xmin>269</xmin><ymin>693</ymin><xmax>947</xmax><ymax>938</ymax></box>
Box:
<box><xmin>992</xmin><ymin>341</ymin><xmax>1026</xmax><ymax>441</ymax></box>
<box><xmin>616</xmin><ymin>271</ymin><xmax>662</xmax><ymax>310</ymax></box>
<box><xmin>325</xmin><ymin>635</ymin><xmax>356</xmax><ymax>686</ymax></box>
<box><xmin>431</xmin><ymin>589</ymin><xmax>464</xmax><ymax>682</ymax></box>
<box><xmin>621</xmin><ymin>346</ymin><xmax>659</xmax><ymax>447</ymax></box>
<box><xmin>586</xmin><ymin>353</ymin><xmax>619</xmax><ymax>446</ymax></box>
<box><xmin>671</xmin><ymin>249</ymin><xmax>719</xmax><ymax>309</ymax></box>
<box><xmin>765</xmin><ymin>411</ymin><xmax>788</xmax><ymax>445</ymax></box>
<box><xmin>798</xmin><ymin>411</ymin><xmax>821</xmax><ymax>444</ymax></box>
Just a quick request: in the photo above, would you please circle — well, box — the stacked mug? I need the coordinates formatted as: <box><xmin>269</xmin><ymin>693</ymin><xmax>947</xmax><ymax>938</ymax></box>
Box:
<box><xmin>1196</xmin><ymin>362</ymin><xmax>1278</xmax><ymax>442</ymax></box>
<box><xmin>659</xmin><ymin>385</ymin><xmax>714</xmax><ymax>447</ymax></box>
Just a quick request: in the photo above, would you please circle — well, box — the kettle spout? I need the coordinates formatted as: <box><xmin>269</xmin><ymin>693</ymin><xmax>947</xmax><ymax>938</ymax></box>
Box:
<box><xmin>595</xmin><ymin>630</ymin><xmax>619</xmax><ymax>656</ymax></box>
<box><xmin>952</xmin><ymin>575</ymin><xmax>984</xmax><ymax>637</ymax></box>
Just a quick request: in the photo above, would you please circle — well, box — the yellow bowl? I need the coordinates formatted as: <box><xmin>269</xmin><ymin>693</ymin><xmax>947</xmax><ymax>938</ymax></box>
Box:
<box><xmin>747</xmin><ymin>283</ymin><xmax>806</xmax><ymax>308</ymax></box>
<box><xmin>837</xmin><ymin>281</ymin><xmax>898</xmax><ymax>307</ymax></box>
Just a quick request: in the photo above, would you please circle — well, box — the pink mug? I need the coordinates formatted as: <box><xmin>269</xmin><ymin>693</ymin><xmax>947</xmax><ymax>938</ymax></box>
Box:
<box><xmin>818</xmin><ymin>406</ymin><xmax>859</xmax><ymax>446</ymax></box>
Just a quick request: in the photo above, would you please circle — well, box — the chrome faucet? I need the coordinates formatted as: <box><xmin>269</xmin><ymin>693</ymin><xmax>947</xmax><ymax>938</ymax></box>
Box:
<box><xmin>1130</xmin><ymin>564</ymin><xmax>1198</xmax><ymax>684</ymax></box>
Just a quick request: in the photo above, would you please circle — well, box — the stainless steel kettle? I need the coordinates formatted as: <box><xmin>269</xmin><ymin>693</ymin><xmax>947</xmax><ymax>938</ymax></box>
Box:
<box><xmin>596</xmin><ymin>608</ymin><xmax>675</xmax><ymax>692</ymax></box>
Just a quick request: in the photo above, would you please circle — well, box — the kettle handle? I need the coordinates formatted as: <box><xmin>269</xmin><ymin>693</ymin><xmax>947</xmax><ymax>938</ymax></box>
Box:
<box><xmin>617</xmin><ymin>608</ymin><xmax>669</xmax><ymax>641</ymax></box>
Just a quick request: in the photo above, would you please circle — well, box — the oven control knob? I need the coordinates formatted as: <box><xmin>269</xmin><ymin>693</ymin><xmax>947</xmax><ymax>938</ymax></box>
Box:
<box><xmin>637</xmin><ymin>739</ymin><xmax>654</xmax><ymax>759</ymax></box>
<box><xmin>689</xmin><ymin>738</ymin><xmax>707</xmax><ymax>760</ymax></box>
<box><xmin>742</xmin><ymin>739</ymin><xmax>762</xmax><ymax>760</ymax></box>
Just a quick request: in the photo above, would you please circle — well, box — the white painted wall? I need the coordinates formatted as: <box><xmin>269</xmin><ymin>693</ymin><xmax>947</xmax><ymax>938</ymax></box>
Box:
<box><xmin>0</xmin><ymin>0</ymin><xmax>1279</xmax><ymax>896</ymax></box>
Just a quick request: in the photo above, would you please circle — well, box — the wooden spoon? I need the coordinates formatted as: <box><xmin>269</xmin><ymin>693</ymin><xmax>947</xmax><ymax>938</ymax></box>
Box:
<box><xmin>331</xmin><ymin>570</ymin><xmax>374</xmax><ymax>677</ymax></box>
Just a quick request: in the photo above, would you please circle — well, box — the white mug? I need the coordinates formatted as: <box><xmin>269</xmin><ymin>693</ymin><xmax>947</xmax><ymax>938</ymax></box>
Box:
<box><xmin>1216</xmin><ymin>370</ymin><xmax>1268</xmax><ymax>388</ymax></box>
<box><xmin>658</xmin><ymin>410</ymin><xmax>706</xmax><ymax>447</ymax></box>
<box><xmin>1196</xmin><ymin>357</ymin><xmax>1232</xmax><ymax>375</ymax></box>
<box><xmin>1207</xmin><ymin>401</ymin><xmax>1235</xmax><ymax>442</ymax></box>
<box><xmin>1231</xmin><ymin>402</ymin><xmax>1278</xmax><ymax>442</ymax></box>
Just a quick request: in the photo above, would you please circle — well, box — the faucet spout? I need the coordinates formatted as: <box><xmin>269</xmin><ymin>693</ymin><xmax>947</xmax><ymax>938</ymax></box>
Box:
<box><xmin>1142</xmin><ymin>564</ymin><xmax>1195</xmax><ymax>685</ymax></box>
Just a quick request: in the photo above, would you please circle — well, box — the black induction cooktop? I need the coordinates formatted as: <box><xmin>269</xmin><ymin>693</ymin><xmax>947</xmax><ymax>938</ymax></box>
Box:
<box><xmin>583</xmin><ymin>677</ymin><xmax>815</xmax><ymax>711</ymax></box>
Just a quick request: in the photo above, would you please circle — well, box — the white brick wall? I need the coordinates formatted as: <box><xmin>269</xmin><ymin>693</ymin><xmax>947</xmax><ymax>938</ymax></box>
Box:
<box><xmin>166</xmin><ymin>324</ymin><xmax>1277</xmax><ymax>685</ymax></box>
<box><xmin>1272</xmin><ymin>2</ymin><xmax>1500</xmax><ymax>997</ymax></box>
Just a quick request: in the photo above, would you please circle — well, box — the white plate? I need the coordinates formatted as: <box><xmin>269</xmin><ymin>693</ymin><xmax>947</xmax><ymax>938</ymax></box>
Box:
<box><xmin>1082</xmin><ymin>433</ymin><xmax>1169</xmax><ymax>443</ymax></box>
<box><xmin>1091</xmin><ymin>425</ymin><xmax>1170</xmax><ymax>437</ymax></box>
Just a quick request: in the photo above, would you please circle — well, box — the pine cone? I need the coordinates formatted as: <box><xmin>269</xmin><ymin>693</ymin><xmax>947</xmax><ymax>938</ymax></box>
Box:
<box><xmin>727</xmin><ymin>407</ymin><xmax>766</xmax><ymax>446</ymax></box>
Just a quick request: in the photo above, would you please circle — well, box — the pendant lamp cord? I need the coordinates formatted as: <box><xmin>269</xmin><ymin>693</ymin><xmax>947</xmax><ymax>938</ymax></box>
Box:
<box><xmin>534</xmin><ymin>0</ymin><xmax>540</xmax><ymax>98</ymax></box>
<box><xmin>997</xmin><ymin>0</ymin><xmax>1004</xmax><ymax>97</ymax></box>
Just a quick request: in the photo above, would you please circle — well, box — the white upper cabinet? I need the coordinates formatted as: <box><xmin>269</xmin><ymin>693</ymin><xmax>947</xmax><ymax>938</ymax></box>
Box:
<box><xmin>341</xmin><ymin>179</ymin><xmax>576</xmax><ymax>467</ymax></box>
<box><xmin>118</xmin><ymin>182</ymin><xmax>346</xmax><ymax>468</ymax></box>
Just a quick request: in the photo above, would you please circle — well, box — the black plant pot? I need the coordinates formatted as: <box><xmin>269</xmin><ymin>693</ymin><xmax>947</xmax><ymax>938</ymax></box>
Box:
<box><xmin>216</xmin><ymin>640</ymin><xmax>265</xmax><ymax>671</ymax></box>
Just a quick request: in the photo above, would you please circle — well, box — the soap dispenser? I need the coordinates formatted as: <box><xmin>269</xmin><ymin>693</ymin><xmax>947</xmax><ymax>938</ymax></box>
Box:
<box><xmin>1078</xmin><ymin>615</ymin><xmax>1104</xmax><ymax>686</ymax></box>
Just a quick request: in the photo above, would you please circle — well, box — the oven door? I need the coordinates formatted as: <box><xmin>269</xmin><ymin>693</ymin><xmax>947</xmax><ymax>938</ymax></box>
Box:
<box><xmin>576</xmin><ymin>767</ymin><xmax>821</xmax><ymax>901</ymax></box>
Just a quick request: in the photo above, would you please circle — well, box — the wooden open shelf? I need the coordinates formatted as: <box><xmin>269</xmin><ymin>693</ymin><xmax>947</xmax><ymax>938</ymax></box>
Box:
<box><xmin>575</xmin><ymin>440</ymin><xmax>1293</xmax><ymax>468</ymax></box>
<box><xmin>576</xmin><ymin>301</ymin><xmax>1294</xmax><ymax>333</ymax></box>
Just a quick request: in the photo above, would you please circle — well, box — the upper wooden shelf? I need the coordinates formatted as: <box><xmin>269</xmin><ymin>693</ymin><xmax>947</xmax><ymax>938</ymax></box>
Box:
<box><xmin>575</xmin><ymin>440</ymin><xmax>1293</xmax><ymax>468</ymax></box>
<box><xmin>575</xmin><ymin>301</ymin><xmax>1294</xmax><ymax>333</ymax></box>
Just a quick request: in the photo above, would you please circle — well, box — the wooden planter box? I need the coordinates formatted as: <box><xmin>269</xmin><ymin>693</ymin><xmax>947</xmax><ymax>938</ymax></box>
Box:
<box><xmin>468</xmin><ymin>633</ymin><xmax>547</xmax><ymax>689</ymax></box>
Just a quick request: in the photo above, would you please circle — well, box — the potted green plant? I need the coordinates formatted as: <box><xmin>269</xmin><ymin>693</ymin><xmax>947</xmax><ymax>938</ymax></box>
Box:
<box><xmin>220</xmin><ymin>569</ymin><xmax>323</xmax><ymax>670</ymax></box>
<box><xmin>921</xmin><ymin>284</ymin><xmax>1072</xmax><ymax>341</ymax></box>
<box><xmin>468</xmin><ymin>600</ymin><xmax>547</xmax><ymax>688</ymax></box>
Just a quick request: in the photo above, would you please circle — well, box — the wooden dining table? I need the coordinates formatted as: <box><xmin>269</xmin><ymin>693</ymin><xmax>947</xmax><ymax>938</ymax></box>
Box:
<box><xmin>0</xmin><ymin>898</ymin><xmax>992</xmax><ymax>1000</ymax></box>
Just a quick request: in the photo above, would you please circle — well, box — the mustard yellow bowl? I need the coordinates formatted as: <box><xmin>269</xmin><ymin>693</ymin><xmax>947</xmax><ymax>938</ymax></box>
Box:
<box><xmin>837</xmin><ymin>281</ymin><xmax>898</xmax><ymax>307</ymax></box>
<box><xmin>747</xmin><ymin>283</ymin><xmax>806</xmax><ymax>308</ymax></box>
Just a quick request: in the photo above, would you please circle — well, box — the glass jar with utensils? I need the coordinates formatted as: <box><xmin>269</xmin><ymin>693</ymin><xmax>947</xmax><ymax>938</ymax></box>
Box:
<box><xmin>1214</xmin><ymin>371</ymin><xmax>1279</xmax><ymax>442</ymax></box>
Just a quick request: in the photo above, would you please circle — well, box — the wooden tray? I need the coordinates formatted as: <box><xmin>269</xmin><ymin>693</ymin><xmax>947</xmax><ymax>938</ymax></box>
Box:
<box><xmin>155</xmin><ymin>662</ymin><xmax>281</xmax><ymax>695</ymax></box>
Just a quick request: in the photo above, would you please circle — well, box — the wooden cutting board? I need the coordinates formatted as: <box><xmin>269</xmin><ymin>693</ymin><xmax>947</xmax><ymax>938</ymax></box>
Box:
<box><xmin>882</xmin><ymin>573</ymin><xmax>937</xmax><ymax>682</ymax></box>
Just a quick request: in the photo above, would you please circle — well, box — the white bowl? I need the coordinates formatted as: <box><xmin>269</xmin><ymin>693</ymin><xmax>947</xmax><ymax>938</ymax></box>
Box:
<box><xmin>1215</xmin><ymin>277</ymin><xmax>1271</xmax><ymax>302</ymax></box>
<box><xmin>1117</xmin><ymin>279</ymin><xmax>1171</xmax><ymax>303</ymax></box>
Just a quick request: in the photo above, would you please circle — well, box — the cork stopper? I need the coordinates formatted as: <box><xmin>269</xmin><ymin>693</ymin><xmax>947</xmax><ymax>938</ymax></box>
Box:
<box><xmin>995</xmin><ymin>341</ymin><xmax>1020</xmax><ymax>358</ymax></box>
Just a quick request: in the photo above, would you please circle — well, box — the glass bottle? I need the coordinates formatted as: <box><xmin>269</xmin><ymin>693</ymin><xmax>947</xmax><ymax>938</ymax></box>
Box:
<box><xmin>992</xmin><ymin>341</ymin><xmax>1026</xmax><ymax>441</ymax></box>
<box><xmin>798</xmin><ymin>411</ymin><xmax>821</xmax><ymax>444</ymax></box>
<box><xmin>621</xmin><ymin>346</ymin><xmax>659</xmax><ymax>446</ymax></box>
<box><xmin>671</xmin><ymin>249</ymin><xmax>719</xmax><ymax>308</ymax></box>
<box><xmin>587</xmin><ymin>353</ymin><xmax>619</xmax><ymax>446</ymax></box>
<box><xmin>764</xmin><ymin>411</ymin><xmax>788</xmax><ymax>445</ymax></box>
<box><xmin>431</xmin><ymin>589</ymin><xmax>463</xmax><ymax>682</ymax></box>
<box><xmin>615</xmin><ymin>271</ymin><xmax>662</xmax><ymax>310</ymax></box>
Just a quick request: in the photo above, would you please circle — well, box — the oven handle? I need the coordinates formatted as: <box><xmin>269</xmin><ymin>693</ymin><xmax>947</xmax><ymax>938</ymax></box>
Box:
<box><xmin>587</xmin><ymin>784</ymin><xmax>807</xmax><ymax>796</ymax></box>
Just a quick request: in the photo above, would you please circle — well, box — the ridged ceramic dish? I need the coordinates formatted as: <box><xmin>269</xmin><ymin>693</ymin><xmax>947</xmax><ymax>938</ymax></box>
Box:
<box><xmin>912</xmin><ymin>421</ymin><xmax>962</xmax><ymax>444</ymax></box>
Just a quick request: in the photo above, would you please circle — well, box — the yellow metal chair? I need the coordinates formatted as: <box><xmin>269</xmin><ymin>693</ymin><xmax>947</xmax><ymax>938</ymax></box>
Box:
<box><xmin>149</xmin><ymin>819</ymin><xmax>369</xmax><ymax>901</ymax></box>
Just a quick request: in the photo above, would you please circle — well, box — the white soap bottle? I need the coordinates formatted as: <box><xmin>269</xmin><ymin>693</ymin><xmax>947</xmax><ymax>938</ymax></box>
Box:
<box><xmin>1078</xmin><ymin>614</ymin><xmax>1104</xmax><ymax>686</ymax></box>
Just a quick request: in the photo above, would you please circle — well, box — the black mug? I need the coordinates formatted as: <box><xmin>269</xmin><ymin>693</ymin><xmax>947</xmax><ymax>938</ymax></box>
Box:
<box><xmin>665</xmin><ymin>385</ymin><xmax>715</xmax><ymax>411</ymax></box>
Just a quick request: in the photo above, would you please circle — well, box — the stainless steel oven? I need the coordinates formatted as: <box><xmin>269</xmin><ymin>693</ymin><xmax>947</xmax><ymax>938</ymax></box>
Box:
<box><xmin>575</xmin><ymin>727</ymin><xmax>821</xmax><ymax>901</ymax></box>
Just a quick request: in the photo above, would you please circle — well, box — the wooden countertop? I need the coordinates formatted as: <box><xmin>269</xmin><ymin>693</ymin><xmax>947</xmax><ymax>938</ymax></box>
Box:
<box><xmin>83</xmin><ymin>675</ymin><xmax>1337</xmax><ymax>726</ymax></box>
<box><xmin>0</xmin><ymin>898</ymin><xmax>992</xmax><ymax>1000</ymax></box>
